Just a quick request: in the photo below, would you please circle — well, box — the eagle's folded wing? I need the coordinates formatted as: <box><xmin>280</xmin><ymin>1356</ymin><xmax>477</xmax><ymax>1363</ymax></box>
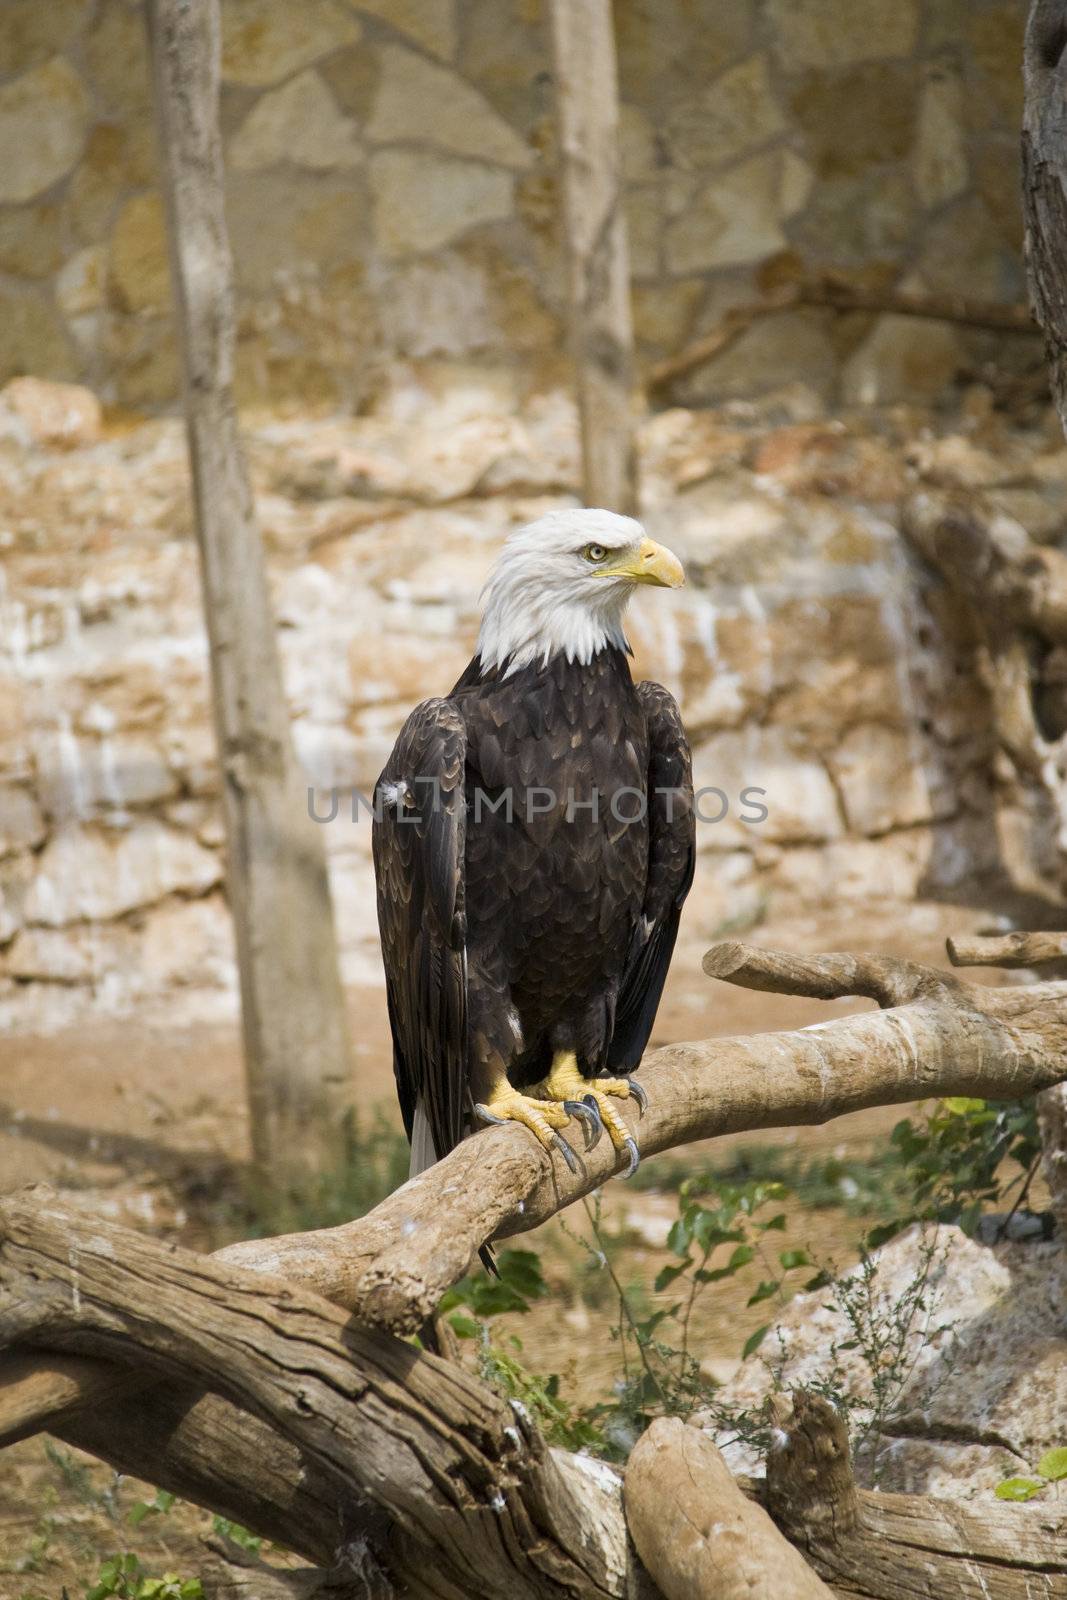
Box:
<box><xmin>609</xmin><ymin>681</ymin><xmax>695</xmax><ymax>1073</ymax></box>
<box><xmin>372</xmin><ymin>698</ymin><xmax>468</xmax><ymax>1166</ymax></box>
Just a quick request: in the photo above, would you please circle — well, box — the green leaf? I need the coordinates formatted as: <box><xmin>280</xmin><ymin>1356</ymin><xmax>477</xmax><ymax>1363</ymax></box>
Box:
<box><xmin>1037</xmin><ymin>1448</ymin><xmax>1067</xmax><ymax>1482</ymax></box>
<box><xmin>746</xmin><ymin>1279</ymin><xmax>780</xmax><ymax>1307</ymax></box>
<box><xmin>742</xmin><ymin>1324</ymin><xmax>769</xmax><ymax>1359</ymax></box>
<box><xmin>758</xmin><ymin>1213</ymin><xmax>787</xmax><ymax>1232</ymax></box>
<box><xmin>448</xmin><ymin>1313</ymin><xmax>481</xmax><ymax>1339</ymax></box>
<box><xmin>995</xmin><ymin>1476</ymin><xmax>1044</xmax><ymax>1501</ymax></box>
<box><xmin>778</xmin><ymin>1248</ymin><xmax>812</xmax><ymax>1271</ymax></box>
<box><xmin>666</xmin><ymin>1217</ymin><xmax>692</xmax><ymax>1258</ymax></box>
<box><xmin>128</xmin><ymin>1502</ymin><xmax>152</xmax><ymax>1528</ymax></box>
<box><xmin>942</xmin><ymin>1097</ymin><xmax>986</xmax><ymax>1116</ymax></box>
<box><xmin>654</xmin><ymin>1261</ymin><xmax>689</xmax><ymax>1293</ymax></box>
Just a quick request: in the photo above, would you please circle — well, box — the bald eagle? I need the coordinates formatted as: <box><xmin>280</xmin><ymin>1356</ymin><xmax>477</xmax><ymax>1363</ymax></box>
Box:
<box><xmin>373</xmin><ymin>509</ymin><xmax>695</xmax><ymax>1188</ymax></box>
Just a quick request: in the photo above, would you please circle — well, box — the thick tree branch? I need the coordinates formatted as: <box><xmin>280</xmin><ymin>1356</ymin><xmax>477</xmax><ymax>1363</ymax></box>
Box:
<box><xmin>0</xmin><ymin>1190</ymin><xmax>639</xmax><ymax>1600</ymax></box>
<box><xmin>947</xmin><ymin>930</ymin><xmax>1067</xmax><ymax>966</ymax></box>
<box><xmin>625</xmin><ymin>1418</ymin><xmax>833</xmax><ymax>1599</ymax></box>
<box><xmin>765</xmin><ymin>1391</ymin><xmax>1067</xmax><ymax>1597</ymax></box>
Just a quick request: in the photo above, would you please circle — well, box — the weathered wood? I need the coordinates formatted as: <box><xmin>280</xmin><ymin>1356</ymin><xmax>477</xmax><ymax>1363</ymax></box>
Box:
<box><xmin>547</xmin><ymin>0</ymin><xmax>637</xmax><ymax>514</ymax></box>
<box><xmin>766</xmin><ymin>1392</ymin><xmax>1067</xmax><ymax>1598</ymax></box>
<box><xmin>0</xmin><ymin>1190</ymin><xmax>642</xmax><ymax>1600</ymax></box>
<box><xmin>625</xmin><ymin>1418</ymin><xmax>834</xmax><ymax>1600</ymax></box>
<box><xmin>947</xmin><ymin>930</ymin><xmax>1067</xmax><ymax>966</ymax></box>
<box><xmin>0</xmin><ymin>1349</ymin><xmax>152</xmax><ymax>1446</ymax></box>
<box><xmin>647</xmin><ymin>278</ymin><xmax>1036</xmax><ymax>396</ymax></box>
<box><xmin>9</xmin><ymin>939</ymin><xmax>1067</xmax><ymax>1468</ymax></box>
<box><xmin>146</xmin><ymin>0</ymin><xmax>353</xmax><ymax>1192</ymax></box>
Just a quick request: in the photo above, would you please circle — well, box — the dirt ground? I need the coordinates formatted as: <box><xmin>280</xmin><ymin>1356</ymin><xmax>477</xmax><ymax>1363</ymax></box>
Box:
<box><xmin>0</xmin><ymin>896</ymin><xmax>1027</xmax><ymax>1596</ymax></box>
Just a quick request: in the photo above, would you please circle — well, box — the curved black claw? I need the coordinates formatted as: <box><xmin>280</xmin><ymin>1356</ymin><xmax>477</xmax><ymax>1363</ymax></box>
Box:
<box><xmin>620</xmin><ymin>1136</ymin><xmax>640</xmax><ymax>1179</ymax></box>
<box><xmin>552</xmin><ymin>1131</ymin><xmax>580</xmax><ymax>1174</ymax></box>
<box><xmin>627</xmin><ymin>1078</ymin><xmax>648</xmax><ymax>1117</ymax></box>
<box><xmin>564</xmin><ymin>1099</ymin><xmax>602</xmax><ymax>1151</ymax></box>
<box><xmin>474</xmin><ymin>1102</ymin><xmax>506</xmax><ymax>1126</ymax></box>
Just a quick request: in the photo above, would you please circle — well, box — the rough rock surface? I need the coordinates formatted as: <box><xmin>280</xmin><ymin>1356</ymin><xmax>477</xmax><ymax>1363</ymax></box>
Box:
<box><xmin>0</xmin><ymin>375</ymin><xmax>1056</xmax><ymax>1029</ymax></box>
<box><xmin>0</xmin><ymin>0</ymin><xmax>1032</xmax><ymax>403</ymax></box>
<box><xmin>703</xmin><ymin>1223</ymin><xmax>1067</xmax><ymax>1501</ymax></box>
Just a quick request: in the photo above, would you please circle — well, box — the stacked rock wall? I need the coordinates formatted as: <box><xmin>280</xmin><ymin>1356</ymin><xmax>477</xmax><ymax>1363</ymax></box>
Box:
<box><xmin>3</xmin><ymin>376</ymin><xmax>1060</xmax><ymax>1029</ymax></box>
<box><xmin>0</xmin><ymin>0</ymin><xmax>1029</xmax><ymax>409</ymax></box>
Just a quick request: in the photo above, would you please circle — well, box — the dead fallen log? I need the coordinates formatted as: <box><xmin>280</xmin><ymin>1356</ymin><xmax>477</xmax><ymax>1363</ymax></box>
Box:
<box><xmin>625</xmin><ymin>1418</ymin><xmax>833</xmax><ymax>1599</ymax></box>
<box><xmin>647</xmin><ymin>277</ymin><xmax>1036</xmax><ymax>395</ymax></box>
<box><xmin>766</xmin><ymin>1392</ymin><xmax>1067</xmax><ymax>1598</ymax></box>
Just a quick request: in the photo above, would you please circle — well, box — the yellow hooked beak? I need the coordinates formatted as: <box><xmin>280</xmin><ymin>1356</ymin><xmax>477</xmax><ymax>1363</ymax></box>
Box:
<box><xmin>597</xmin><ymin>536</ymin><xmax>685</xmax><ymax>589</ymax></box>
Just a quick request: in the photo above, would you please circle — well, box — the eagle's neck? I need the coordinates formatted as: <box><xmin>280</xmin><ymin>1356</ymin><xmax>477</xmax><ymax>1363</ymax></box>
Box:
<box><xmin>476</xmin><ymin>574</ymin><xmax>631</xmax><ymax>677</ymax></box>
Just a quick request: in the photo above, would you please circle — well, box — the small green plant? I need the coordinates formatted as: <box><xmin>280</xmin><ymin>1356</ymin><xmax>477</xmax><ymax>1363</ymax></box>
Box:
<box><xmin>439</xmin><ymin>1248</ymin><xmax>551</xmax><ymax>1335</ymax></box>
<box><xmin>996</xmin><ymin>1448</ymin><xmax>1067</xmax><ymax>1502</ymax></box>
<box><xmin>869</xmin><ymin>1097</ymin><xmax>1041</xmax><ymax>1246</ymax></box>
<box><xmin>85</xmin><ymin>1553</ymin><xmax>203</xmax><ymax>1600</ymax></box>
<box><xmin>127</xmin><ymin>1490</ymin><xmax>176</xmax><ymax>1529</ymax></box>
<box><xmin>210</xmin><ymin>1517</ymin><xmax>262</xmax><ymax>1557</ymax></box>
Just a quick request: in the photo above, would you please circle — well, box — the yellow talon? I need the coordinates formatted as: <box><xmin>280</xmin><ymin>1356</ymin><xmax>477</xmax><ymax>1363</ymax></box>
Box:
<box><xmin>536</xmin><ymin>1052</ymin><xmax>642</xmax><ymax>1175</ymax></box>
<box><xmin>473</xmin><ymin>1081</ymin><xmax>579</xmax><ymax>1172</ymax></box>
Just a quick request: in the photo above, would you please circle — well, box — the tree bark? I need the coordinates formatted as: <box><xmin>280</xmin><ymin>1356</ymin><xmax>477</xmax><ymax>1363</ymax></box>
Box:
<box><xmin>765</xmin><ymin>1391</ymin><xmax>1067</xmax><ymax>1598</ymax></box>
<box><xmin>547</xmin><ymin>0</ymin><xmax>638</xmax><ymax>515</ymax></box>
<box><xmin>625</xmin><ymin>1419</ymin><xmax>834</xmax><ymax>1600</ymax></box>
<box><xmin>0</xmin><ymin>1190</ymin><xmax>643</xmax><ymax>1600</ymax></box>
<box><xmin>146</xmin><ymin>0</ymin><xmax>353</xmax><ymax>1196</ymax></box>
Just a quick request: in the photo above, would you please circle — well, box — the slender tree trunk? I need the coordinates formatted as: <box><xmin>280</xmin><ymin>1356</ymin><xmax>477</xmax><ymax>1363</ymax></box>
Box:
<box><xmin>146</xmin><ymin>0</ymin><xmax>353</xmax><ymax>1196</ymax></box>
<box><xmin>547</xmin><ymin>0</ymin><xmax>638</xmax><ymax>515</ymax></box>
<box><xmin>1021</xmin><ymin>0</ymin><xmax>1067</xmax><ymax>1225</ymax></box>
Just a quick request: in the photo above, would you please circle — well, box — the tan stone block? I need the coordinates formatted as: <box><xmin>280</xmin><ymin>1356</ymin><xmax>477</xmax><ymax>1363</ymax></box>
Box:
<box><xmin>0</xmin><ymin>376</ymin><xmax>102</xmax><ymax>449</ymax></box>
<box><xmin>790</xmin><ymin>62</ymin><xmax>917</xmax><ymax>180</ymax></box>
<box><xmin>356</xmin><ymin>0</ymin><xmax>456</xmax><ymax>59</ymax></box>
<box><xmin>0</xmin><ymin>199</ymin><xmax>67</xmax><ymax>280</ymax></box>
<box><xmin>828</xmin><ymin>723</ymin><xmax>934</xmax><ymax>836</ymax></box>
<box><xmin>666</xmin><ymin>152</ymin><xmax>788</xmax><ymax>274</ymax></box>
<box><xmin>67</xmin><ymin>122</ymin><xmax>158</xmax><ymax>245</ymax></box>
<box><xmin>220</xmin><ymin>0</ymin><xmax>362</xmax><ymax>87</ymax></box>
<box><xmin>367</xmin><ymin>44</ymin><xmax>532</xmax><ymax>168</ymax></box>
<box><xmin>915</xmin><ymin>60</ymin><xmax>968</xmax><ymax>209</ymax></box>
<box><xmin>624</xmin><ymin>186</ymin><xmax>663</xmax><ymax>279</ymax></box>
<box><xmin>793</xmin><ymin>171</ymin><xmax>916</xmax><ymax>260</ymax></box>
<box><xmin>615</xmin><ymin>0</ymin><xmax>752</xmax><ymax>100</ymax></box>
<box><xmin>673</xmin><ymin>309</ymin><xmax>838</xmax><ymax>406</ymax></box>
<box><xmin>0</xmin><ymin>58</ymin><xmax>89</xmax><ymax>206</ymax></box>
<box><xmin>0</xmin><ymin>786</ymin><xmax>45</xmax><ymax>857</ymax></box>
<box><xmin>0</xmin><ymin>289</ymin><xmax>76</xmax><ymax>385</ymax></box>
<box><xmin>226</xmin><ymin>172</ymin><xmax>369</xmax><ymax>294</ymax></box>
<box><xmin>0</xmin><ymin>0</ymin><xmax>91</xmax><ymax>78</ymax></box>
<box><xmin>82</xmin><ymin>0</ymin><xmax>152</xmax><ymax>119</ymax></box>
<box><xmin>666</xmin><ymin>55</ymin><xmax>785</xmax><ymax>172</ymax></box>
<box><xmin>25</xmin><ymin>822</ymin><xmax>221</xmax><ymax>925</ymax></box>
<box><xmin>766</xmin><ymin>0</ymin><xmax>919</xmax><ymax>68</ymax></box>
<box><xmin>319</xmin><ymin>43</ymin><xmax>381</xmax><ymax>122</ymax></box>
<box><xmin>109</xmin><ymin>193</ymin><xmax>171</xmax><ymax>315</ymax></box>
<box><xmin>228</xmin><ymin>69</ymin><xmax>363</xmax><ymax>171</ymax></box>
<box><xmin>55</xmin><ymin>245</ymin><xmax>107</xmax><ymax>317</ymax></box>
<box><xmin>619</xmin><ymin>103</ymin><xmax>660</xmax><ymax>184</ymax></box>
<box><xmin>370</xmin><ymin>149</ymin><xmax>513</xmax><ymax>257</ymax></box>
<box><xmin>632</xmin><ymin>280</ymin><xmax>705</xmax><ymax>351</ymax></box>
<box><xmin>842</xmin><ymin>315</ymin><xmax>962</xmax><ymax>406</ymax></box>
<box><xmin>458</xmin><ymin>0</ymin><xmax>550</xmax><ymax>136</ymax></box>
<box><xmin>692</xmin><ymin>727</ymin><xmax>843</xmax><ymax>845</ymax></box>
<box><xmin>105</xmin><ymin>314</ymin><xmax>180</xmax><ymax>409</ymax></box>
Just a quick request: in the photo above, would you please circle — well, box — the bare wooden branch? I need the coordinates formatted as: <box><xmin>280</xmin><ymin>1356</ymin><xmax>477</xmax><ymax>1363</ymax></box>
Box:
<box><xmin>625</xmin><ymin>1418</ymin><xmax>833</xmax><ymax>1599</ymax></box>
<box><xmin>0</xmin><ymin>1350</ymin><xmax>152</xmax><ymax>1446</ymax></box>
<box><xmin>947</xmin><ymin>930</ymin><xmax>1067</xmax><ymax>966</ymax></box>
<box><xmin>0</xmin><ymin>1190</ymin><xmax>640</xmax><ymax>1600</ymax></box>
<box><xmin>548</xmin><ymin>0</ymin><xmax>637</xmax><ymax>513</ymax></box>
<box><xmin>146</xmin><ymin>0</ymin><xmax>353</xmax><ymax>1191</ymax></box>
<box><xmin>647</xmin><ymin>278</ymin><xmax>1036</xmax><ymax>395</ymax></box>
<box><xmin>765</xmin><ymin>1392</ymin><xmax>1067</xmax><ymax>1597</ymax></box>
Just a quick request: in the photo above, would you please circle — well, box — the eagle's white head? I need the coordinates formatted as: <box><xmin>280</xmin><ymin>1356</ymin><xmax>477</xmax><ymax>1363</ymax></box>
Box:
<box><xmin>476</xmin><ymin>508</ymin><xmax>685</xmax><ymax>675</ymax></box>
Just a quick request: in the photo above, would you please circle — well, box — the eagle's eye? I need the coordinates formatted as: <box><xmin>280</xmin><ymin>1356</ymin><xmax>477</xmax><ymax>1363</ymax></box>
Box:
<box><xmin>582</xmin><ymin>542</ymin><xmax>608</xmax><ymax>563</ymax></box>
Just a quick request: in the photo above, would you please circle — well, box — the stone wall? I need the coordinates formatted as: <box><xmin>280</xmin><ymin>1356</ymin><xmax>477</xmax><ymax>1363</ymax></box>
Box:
<box><xmin>0</xmin><ymin>0</ymin><xmax>1029</xmax><ymax>410</ymax></box>
<box><xmin>3</xmin><ymin>374</ymin><xmax>1060</xmax><ymax>1030</ymax></box>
